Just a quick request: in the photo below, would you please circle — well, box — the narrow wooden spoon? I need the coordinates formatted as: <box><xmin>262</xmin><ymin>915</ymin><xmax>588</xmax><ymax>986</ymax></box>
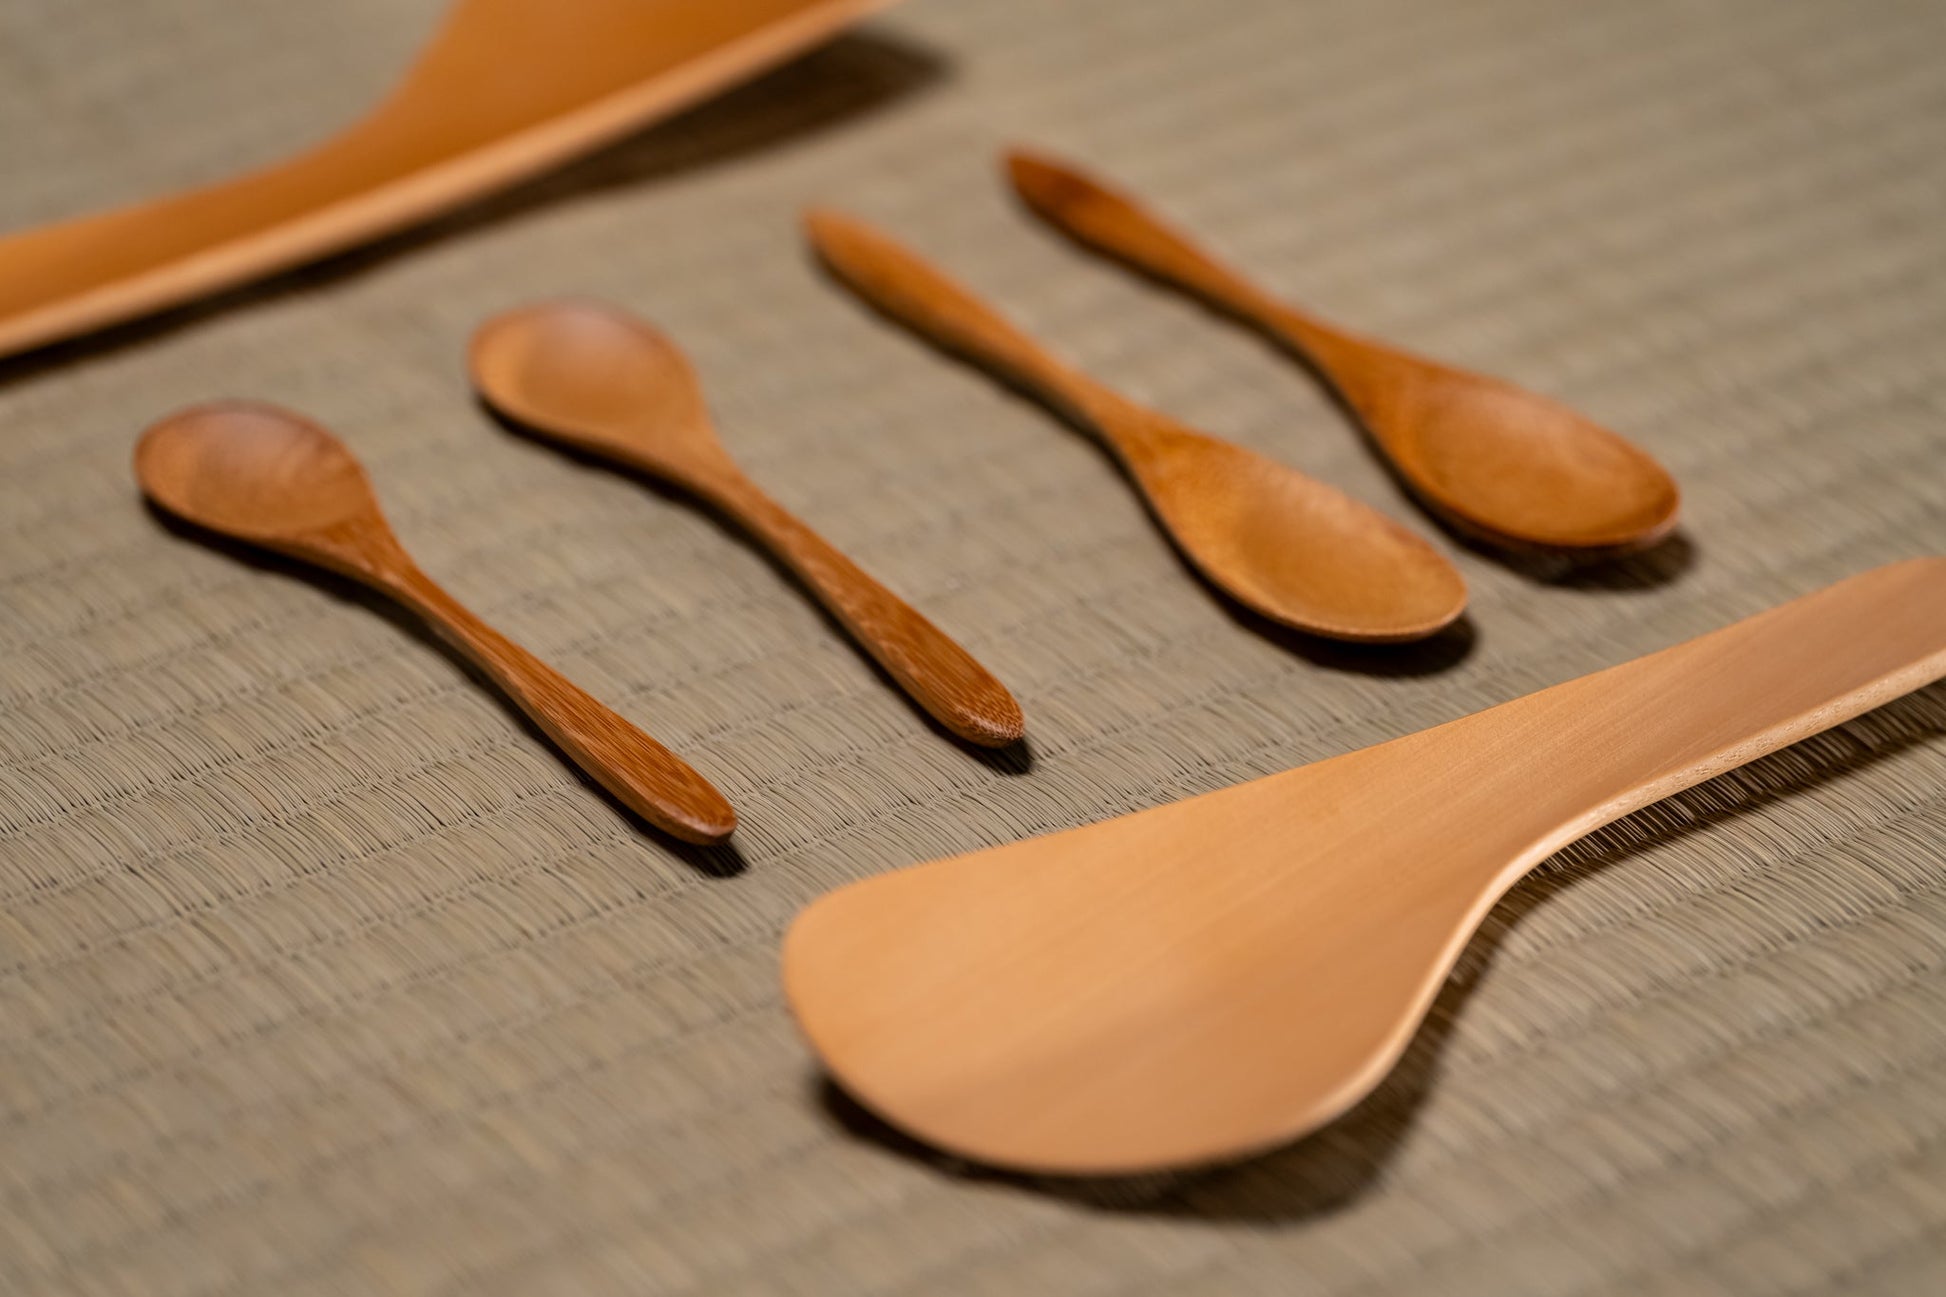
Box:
<box><xmin>785</xmin><ymin>557</ymin><xmax>1946</xmax><ymax>1174</ymax></box>
<box><xmin>1006</xmin><ymin>149</ymin><xmax>1681</xmax><ymax>555</ymax></box>
<box><xmin>469</xmin><ymin>300</ymin><xmax>1025</xmax><ymax>747</ymax></box>
<box><xmin>135</xmin><ymin>401</ymin><xmax>736</xmax><ymax>844</ymax></box>
<box><xmin>805</xmin><ymin>210</ymin><xmax>1467</xmax><ymax>643</ymax></box>
<box><xmin>0</xmin><ymin>0</ymin><xmax>894</xmax><ymax>360</ymax></box>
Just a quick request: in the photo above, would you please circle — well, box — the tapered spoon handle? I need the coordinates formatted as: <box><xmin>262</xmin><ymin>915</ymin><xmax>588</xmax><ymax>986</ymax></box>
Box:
<box><xmin>1005</xmin><ymin>150</ymin><xmax>1367</xmax><ymax>383</ymax></box>
<box><xmin>707</xmin><ymin>475</ymin><xmax>1025</xmax><ymax>746</ymax></box>
<box><xmin>1009</xmin><ymin>152</ymin><xmax>1277</xmax><ymax>319</ymax></box>
<box><xmin>385</xmin><ymin>563</ymin><xmax>737</xmax><ymax>844</ymax></box>
<box><xmin>805</xmin><ymin>209</ymin><xmax>1121</xmax><ymax>434</ymax></box>
<box><xmin>1458</xmin><ymin>556</ymin><xmax>1946</xmax><ymax>851</ymax></box>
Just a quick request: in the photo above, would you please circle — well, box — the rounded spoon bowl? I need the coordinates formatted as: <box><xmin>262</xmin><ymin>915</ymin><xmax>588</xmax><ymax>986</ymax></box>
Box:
<box><xmin>136</xmin><ymin>401</ymin><xmax>378</xmax><ymax>550</ymax></box>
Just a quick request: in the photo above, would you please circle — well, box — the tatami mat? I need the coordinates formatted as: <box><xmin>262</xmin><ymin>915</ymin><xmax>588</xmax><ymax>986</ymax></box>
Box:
<box><xmin>2</xmin><ymin>0</ymin><xmax>1943</xmax><ymax>1292</ymax></box>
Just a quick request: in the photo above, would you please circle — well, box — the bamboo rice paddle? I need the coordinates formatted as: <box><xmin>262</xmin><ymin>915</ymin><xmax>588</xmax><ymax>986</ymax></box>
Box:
<box><xmin>784</xmin><ymin>558</ymin><xmax>1946</xmax><ymax>1173</ymax></box>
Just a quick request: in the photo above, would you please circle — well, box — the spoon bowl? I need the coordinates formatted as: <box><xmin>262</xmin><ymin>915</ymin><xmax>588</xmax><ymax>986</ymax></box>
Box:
<box><xmin>470</xmin><ymin>299</ymin><xmax>1027</xmax><ymax>747</ymax></box>
<box><xmin>1128</xmin><ymin>419</ymin><xmax>1469</xmax><ymax>641</ymax></box>
<box><xmin>1372</xmin><ymin>368</ymin><xmax>1681</xmax><ymax>551</ymax></box>
<box><xmin>470</xmin><ymin>301</ymin><xmax>731</xmax><ymax>485</ymax></box>
<box><xmin>135</xmin><ymin>402</ymin><xmax>383</xmax><ymax>556</ymax></box>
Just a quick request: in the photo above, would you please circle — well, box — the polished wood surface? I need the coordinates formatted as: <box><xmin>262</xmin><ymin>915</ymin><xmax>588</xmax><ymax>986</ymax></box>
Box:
<box><xmin>1007</xmin><ymin>149</ymin><xmax>1681</xmax><ymax>555</ymax></box>
<box><xmin>469</xmin><ymin>300</ymin><xmax>1025</xmax><ymax>747</ymax></box>
<box><xmin>805</xmin><ymin>209</ymin><xmax>1467</xmax><ymax>643</ymax></box>
<box><xmin>784</xmin><ymin>558</ymin><xmax>1946</xmax><ymax>1174</ymax></box>
<box><xmin>0</xmin><ymin>0</ymin><xmax>893</xmax><ymax>360</ymax></box>
<box><xmin>135</xmin><ymin>401</ymin><xmax>737</xmax><ymax>844</ymax></box>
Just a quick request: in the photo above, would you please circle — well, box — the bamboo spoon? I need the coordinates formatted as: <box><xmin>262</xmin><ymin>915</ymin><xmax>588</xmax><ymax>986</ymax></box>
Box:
<box><xmin>785</xmin><ymin>558</ymin><xmax>1946</xmax><ymax>1174</ymax></box>
<box><xmin>1006</xmin><ymin>149</ymin><xmax>1681</xmax><ymax>555</ymax></box>
<box><xmin>469</xmin><ymin>301</ymin><xmax>1025</xmax><ymax>747</ymax></box>
<box><xmin>135</xmin><ymin>401</ymin><xmax>736</xmax><ymax>844</ymax></box>
<box><xmin>468</xmin><ymin>303</ymin><xmax>1027</xmax><ymax>743</ymax></box>
<box><xmin>0</xmin><ymin>0</ymin><xmax>894</xmax><ymax>360</ymax></box>
<box><xmin>805</xmin><ymin>210</ymin><xmax>1467</xmax><ymax>643</ymax></box>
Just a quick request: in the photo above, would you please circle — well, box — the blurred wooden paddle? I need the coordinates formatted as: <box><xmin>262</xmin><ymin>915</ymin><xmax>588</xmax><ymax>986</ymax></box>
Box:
<box><xmin>785</xmin><ymin>559</ymin><xmax>1946</xmax><ymax>1174</ymax></box>
<box><xmin>0</xmin><ymin>0</ymin><xmax>894</xmax><ymax>359</ymax></box>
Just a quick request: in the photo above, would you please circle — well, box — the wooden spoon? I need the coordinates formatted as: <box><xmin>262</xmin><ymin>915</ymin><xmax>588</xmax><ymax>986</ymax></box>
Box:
<box><xmin>469</xmin><ymin>300</ymin><xmax>1025</xmax><ymax>747</ymax></box>
<box><xmin>135</xmin><ymin>401</ymin><xmax>736</xmax><ymax>844</ymax></box>
<box><xmin>784</xmin><ymin>558</ymin><xmax>1946</xmax><ymax>1174</ymax></box>
<box><xmin>1006</xmin><ymin>149</ymin><xmax>1681</xmax><ymax>555</ymax></box>
<box><xmin>0</xmin><ymin>0</ymin><xmax>895</xmax><ymax>360</ymax></box>
<box><xmin>805</xmin><ymin>210</ymin><xmax>1467</xmax><ymax>644</ymax></box>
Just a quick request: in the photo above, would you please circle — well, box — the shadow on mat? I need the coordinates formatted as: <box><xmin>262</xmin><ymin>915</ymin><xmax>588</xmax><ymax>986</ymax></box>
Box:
<box><xmin>1464</xmin><ymin>529</ymin><xmax>1699</xmax><ymax>592</ymax></box>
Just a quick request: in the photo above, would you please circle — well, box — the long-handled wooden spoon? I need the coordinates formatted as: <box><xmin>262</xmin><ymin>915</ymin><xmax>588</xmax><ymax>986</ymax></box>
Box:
<box><xmin>135</xmin><ymin>401</ymin><xmax>737</xmax><ymax>844</ymax></box>
<box><xmin>805</xmin><ymin>210</ymin><xmax>1467</xmax><ymax>643</ymax></box>
<box><xmin>1006</xmin><ymin>149</ymin><xmax>1681</xmax><ymax>555</ymax></box>
<box><xmin>0</xmin><ymin>0</ymin><xmax>894</xmax><ymax>361</ymax></box>
<box><xmin>468</xmin><ymin>300</ymin><xmax>1025</xmax><ymax>747</ymax></box>
<box><xmin>784</xmin><ymin>557</ymin><xmax>1946</xmax><ymax>1174</ymax></box>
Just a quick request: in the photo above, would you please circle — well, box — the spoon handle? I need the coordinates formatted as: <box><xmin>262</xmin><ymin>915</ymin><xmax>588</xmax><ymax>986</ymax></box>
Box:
<box><xmin>1004</xmin><ymin>150</ymin><xmax>1386</xmax><ymax>402</ymax></box>
<box><xmin>805</xmin><ymin>209</ymin><xmax>1137</xmax><ymax>443</ymax></box>
<box><xmin>382</xmin><ymin>562</ymin><xmax>737</xmax><ymax>844</ymax></box>
<box><xmin>1473</xmin><ymin>556</ymin><xmax>1946</xmax><ymax>850</ymax></box>
<box><xmin>705</xmin><ymin>475</ymin><xmax>1025</xmax><ymax>747</ymax></box>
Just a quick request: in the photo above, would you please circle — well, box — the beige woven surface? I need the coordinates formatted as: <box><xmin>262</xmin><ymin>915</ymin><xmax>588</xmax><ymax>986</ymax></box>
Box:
<box><xmin>3</xmin><ymin>0</ymin><xmax>1945</xmax><ymax>1292</ymax></box>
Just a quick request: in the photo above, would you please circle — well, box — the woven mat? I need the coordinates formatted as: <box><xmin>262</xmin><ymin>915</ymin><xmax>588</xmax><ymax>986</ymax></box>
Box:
<box><xmin>4</xmin><ymin>0</ymin><xmax>1945</xmax><ymax>1292</ymax></box>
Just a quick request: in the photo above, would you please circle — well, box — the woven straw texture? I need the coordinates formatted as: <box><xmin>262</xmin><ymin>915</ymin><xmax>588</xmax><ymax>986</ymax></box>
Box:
<box><xmin>4</xmin><ymin>0</ymin><xmax>1945</xmax><ymax>1292</ymax></box>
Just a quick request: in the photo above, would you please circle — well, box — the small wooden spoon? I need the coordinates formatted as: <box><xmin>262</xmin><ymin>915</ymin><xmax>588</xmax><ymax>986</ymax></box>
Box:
<box><xmin>469</xmin><ymin>300</ymin><xmax>1025</xmax><ymax>747</ymax></box>
<box><xmin>1006</xmin><ymin>149</ymin><xmax>1681</xmax><ymax>555</ymax></box>
<box><xmin>784</xmin><ymin>558</ymin><xmax>1946</xmax><ymax>1174</ymax></box>
<box><xmin>805</xmin><ymin>210</ymin><xmax>1467</xmax><ymax>644</ymax></box>
<box><xmin>135</xmin><ymin>401</ymin><xmax>736</xmax><ymax>844</ymax></box>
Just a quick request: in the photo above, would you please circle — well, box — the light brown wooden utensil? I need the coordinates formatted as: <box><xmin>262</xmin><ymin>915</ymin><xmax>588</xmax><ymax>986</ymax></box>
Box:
<box><xmin>1006</xmin><ymin>149</ymin><xmax>1681</xmax><ymax>555</ymax></box>
<box><xmin>135</xmin><ymin>401</ymin><xmax>737</xmax><ymax>844</ymax></box>
<box><xmin>805</xmin><ymin>210</ymin><xmax>1467</xmax><ymax>643</ymax></box>
<box><xmin>468</xmin><ymin>300</ymin><xmax>1026</xmax><ymax>747</ymax></box>
<box><xmin>785</xmin><ymin>557</ymin><xmax>1946</xmax><ymax>1174</ymax></box>
<box><xmin>0</xmin><ymin>0</ymin><xmax>894</xmax><ymax>361</ymax></box>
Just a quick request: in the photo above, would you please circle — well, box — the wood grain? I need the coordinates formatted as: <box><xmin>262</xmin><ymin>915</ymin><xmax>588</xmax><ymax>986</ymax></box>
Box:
<box><xmin>468</xmin><ymin>300</ymin><xmax>1025</xmax><ymax>747</ymax></box>
<box><xmin>1006</xmin><ymin>148</ymin><xmax>1681</xmax><ymax>554</ymax></box>
<box><xmin>0</xmin><ymin>0</ymin><xmax>894</xmax><ymax>359</ymax></box>
<box><xmin>135</xmin><ymin>400</ymin><xmax>737</xmax><ymax>844</ymax></box>
<box><xmin>805</xmin><ymin>208</ymin><xmax>1468</xmax><ymax>643</ymax></box>
<box><xmin>784</xmin><ymin>557</ymin><xmax>1946</xmax><ymax>1173</ymax></box>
